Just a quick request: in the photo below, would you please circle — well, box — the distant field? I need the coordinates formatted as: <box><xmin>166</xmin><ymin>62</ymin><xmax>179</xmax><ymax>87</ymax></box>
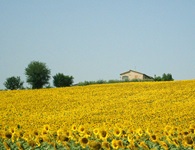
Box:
<box><xmin>0</xmin><ymin>80</ymin><xmax>195</xmax><ymax>149</ymax></box>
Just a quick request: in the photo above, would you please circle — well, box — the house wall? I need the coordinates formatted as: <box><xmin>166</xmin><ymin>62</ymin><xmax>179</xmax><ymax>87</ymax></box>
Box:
<box><xmin>121</xmin><ymin>71</ymin><xmax>144</xmax><ymax>80</ymax></box>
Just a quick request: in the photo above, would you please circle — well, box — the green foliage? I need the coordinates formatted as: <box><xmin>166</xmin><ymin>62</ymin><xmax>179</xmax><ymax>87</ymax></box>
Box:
<box><xmin>154</xmin><ymin>73</ymin><xmax>174</xmax><ymax>81</ymax></box>
<box><xmin>154</xmin><ymin>76</ymin><xmax>162</xmax><ymax>81</ymax></box>
<box><xmin>77</xmin><ymin>78</ymin><xmax>153</xmax><ymax>86</ymax></box>
<box><xmin>4</xmin><ymin>76</ymin><xmax>24</xmax><ymax>90</ymax></box>
<box><xmin>53</xmin><ymin>73</ymin><xmax>74</xmax><ymax>87</ymax></box>
<box><xmin>25</xmin><ymin>61</ymin><xmax>51</xmax><ymax>89</ymax></box>
<box><xmin>162</xmin><ymin>73</ymin><xmax>174</xmax><ymax>81</ymax></box>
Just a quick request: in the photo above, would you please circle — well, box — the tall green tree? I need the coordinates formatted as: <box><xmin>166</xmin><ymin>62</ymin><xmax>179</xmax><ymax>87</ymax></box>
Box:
<box><xmin>4</xmin><ymin>76</ymin><xmax>24</xmax><ymax>90</ymax></box>
<box><xmin>162</xmin><ymin>73</ymin><xmax>174</xmax><ymax>81</ymax></box>
<box><xmin>53</xmin><ymin>73</ymin><xmax>74</xmax><ymax>87</ymax></box>
<box><xmin>25</xmin><ymin>61</ymin><xmax>51</xmax><ymax>89</ymax></box>
<box><xmin>154</xmin><ymin>73</ymin><xmax>174</xmax><ymax>81</ymax></box>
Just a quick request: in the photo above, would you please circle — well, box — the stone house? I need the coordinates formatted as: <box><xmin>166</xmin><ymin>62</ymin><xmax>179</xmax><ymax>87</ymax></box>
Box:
<box><xmin>120</xmin><ymin>70</ymin><xmax>154</xmax><ymax>81</ymax></box>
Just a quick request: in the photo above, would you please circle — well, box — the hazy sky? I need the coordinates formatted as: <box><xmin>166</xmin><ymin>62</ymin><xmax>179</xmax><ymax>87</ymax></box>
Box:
<box><xmin>0</xmin><ymin>1</ymin><xmax>194</xmax><ymax>89</ymax></box>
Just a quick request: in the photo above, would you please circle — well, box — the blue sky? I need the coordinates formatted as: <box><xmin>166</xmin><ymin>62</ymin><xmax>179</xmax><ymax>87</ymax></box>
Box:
<box><xmin>0</xmin><ymin>1</ymin><xmax>194</xmax><ymax>89</ymax></box>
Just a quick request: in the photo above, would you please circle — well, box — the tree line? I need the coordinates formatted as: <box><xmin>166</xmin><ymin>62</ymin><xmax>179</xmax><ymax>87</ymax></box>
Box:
<box><xmin>3</xmin><ymin>61</ymin><xmax>174</xmax><ymax>90</ymax></box>
<box><xmin>4</xmin><ymin>61</ymin><xmax>74</xmax><ymax>90</ymax></box>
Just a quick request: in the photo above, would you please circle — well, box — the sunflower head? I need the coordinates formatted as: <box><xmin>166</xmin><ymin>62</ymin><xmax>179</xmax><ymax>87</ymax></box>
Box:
<box><xmin>164</xmin><ymin>125</ymin><xmax>172</xmax><ymax>132</ymax></box>
<box><xmin>16</xmin><ymin>141</ymin><xmax>22</xmax><ymax>149</ymax></box>
<box><xmin>136</xmin><ymin>128</ymin><xmax>143</xmax><ymax>137</ymax></box>
<box><xmin>41</xmin><ymin>129</ymin><xmax>48</xmax><ymax>135</ymax></box>
<box><xmin>93</xmin><ymin>128</ymin><xmax>99</xmax><ymax>136</ymax></box>
<box><xmin>32</xmin><ymin>129</ymin><xmax>39</xmax><ymax>137</ymax></box>
<box><xmin>43</xmin><ymin>124</ymin><xmax>50</xmax><ymax>131</ymax></box>
<box><xmin>99</xmin><ymin>129</ymin><xmax>108</xmax><ymax>140</ymax></box>
<box><xmin>117</xmin><ymin>140</ymin><xmax>123</xmax><ymax>148</ymax></box>
<box><xmin>18</xmin><ymin>130</ymin><xmax>25</xmax><ymax>138</ymax></box>
<box><xmin>111</xmin><ymin>139</ymin><xmax>118</xmax><ymax>149</ymax></box>
<box><xmin>42</xmin><ymin>134</ymin><xmax>51</xmax><ymax>142</ymax></box>
<box><xmin>35</xmin><ymin>136</ymin><xmax>43</xmax><ymax>146</ymax></box>
<box><xmin>172</xmin><ymin>138</ymin><xmax>179</xmax><ymax>147</ymax></box>
<box><xmin>113</xmin><ymin>127</ymin><xmax>122</xmax><ymax>137</ymax></box>
<box><xmin>78</xmin><ymin>125</ymin><xmax>85</xmax><ymax>133</ymax></box>
<box><xmin>102</xmin><ymin>141</ymin><xmax>110</xmax><ymax>150</ymax></box>
<box><xmin>184</xmin><ymin>136</ymin><xmax>193</xmax><ymax>146</ymax></box>
<box><xmin>58</xmin><ymin>134</ymin><xmax>69</xmax><ymax>142</ymax></box>
<box><xmin>150</xmin><ymin>134</ymin><xmax>158</xmax><ymax>143</ymax></box>
<box><xmin>28</xmin><ymin>140</ymin><xmax>37</xmax><ymax>148</ymax></box>
<box><xmin>80</xmin><ymin>137</ymin><xmax>89</xmax><ymax>148</ymax></box>
<box><xmin>189</xmin><ymin>124</ymin><xmax>195</xmax><ymax>130</ymax></box>
<box><xmin>158</xmin><ymin>141</ymin><xmax>169</xmax><ymax>150</ymax></box>
<box><xmin>139</xmin><ymin>141</ymin><xmax>149</xmax><ymax>149</ymax></box>
<box><xmin>4</xmin><ymin>131</ymin><xmax>12</xmax><ymax>139</ymax></box>
<box><xmin>71</xmin><ymin>124</ymin><xmax>77</xmax><ymax>132</ymax></box>
<box><xmin>57</xmin><ymin>128</ymin><xmax>63</xmax><ymax>136</ymax></box>
<box><xmin>10</xmin><ymin>127</ymin><xmax>16</xmax><ymax>134</ymax></box>
<box><xmin>89</xmin><ymin>140</ymin><xmax>101</xmax><ymax>150</ymax></box>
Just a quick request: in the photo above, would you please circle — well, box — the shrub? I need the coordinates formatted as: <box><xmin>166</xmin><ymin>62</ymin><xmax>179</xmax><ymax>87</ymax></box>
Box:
<box><xmin>4</xmin><ymin>76</ymin><xmax>24</xmax><ymax>90</ymax></box>
<box><xmin>53</xmin><ymin>73</ymin><xmax>74</xmax><ymax>87</ymax></box>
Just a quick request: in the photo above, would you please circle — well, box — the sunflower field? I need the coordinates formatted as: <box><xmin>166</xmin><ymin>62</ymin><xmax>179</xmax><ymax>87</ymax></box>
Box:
<box><xmin>0</xmin><ymin>80</ymin><xmax>195</xmax><ymax>150</ymax></box>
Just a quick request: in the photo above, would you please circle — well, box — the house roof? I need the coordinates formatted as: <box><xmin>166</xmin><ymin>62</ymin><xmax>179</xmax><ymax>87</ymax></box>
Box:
<box><xmin>120</xmin><ymin>70</ymin><xmax>154</xmax><ymax>79</ymax></box>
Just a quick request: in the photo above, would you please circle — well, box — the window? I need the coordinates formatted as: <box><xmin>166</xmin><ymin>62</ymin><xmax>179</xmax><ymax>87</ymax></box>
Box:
<box><xmin>122</xmin><ymin>76</ymin><xmax>129</xmax><ymax>81</ymax></box>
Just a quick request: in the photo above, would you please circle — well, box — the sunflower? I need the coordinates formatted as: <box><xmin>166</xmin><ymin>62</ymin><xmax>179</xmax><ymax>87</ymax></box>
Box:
<box><xmin>79</xmin><ymin>137</ymin><xmax>89</xmax><ymax>148</ymax></box>
<box><xmin>57</xmin><ymin>128</ymin><xmax>63</xmax><ymax>137</ymax></box>
<box><xmin>85</xmin><ymin>130</ymin><xmax>92</xmax><ymax>138</ymax></box>
<box><xmin>182</xmin><ymin>130</ymin><xmax>189</xmax><ymax>136</ymax></box>
<box><xmin>130</xmin><ymin>139</ymin><xmax>139</xmax><ymax>149</ymax></box>
<box><xmin>136</xmin><ymin>128</ymin><xmax>143</xmax><ymax>137</ymax></box>
<box><xmin>28</xmin><ymin>140</ymin><xmax>37</xmax><ymax>148</ymax></box>
<box><xmin>172</xmin><ymin>138</ymin><xmax>180</xmax><ymax>148</ymax></box>
<box><xmin>71</xmin><ymin>124</ymin><xmax>77</xmax><ymax>132</ymax></box>
<box><xmin>64</xmin><ymin>129</ymin><xmax>72</xmax><ymax>138</ymax></box>
<box><xmin>117</xmin><ymin>140</ymin><xmax>124</xmax><ymax>148</ymax></box>
<box><xmin>32</xmin><ymin>129</ymin><xmax>39</xmax><ymax>137</ymax></box>
<box><xmin>189</xmin><ymin>124</ymin><xmax>195</xmax><ymax>130</ymax></box>
<box><xmin>99</xmin><ymin>129</ymin><xmax>108</xmax><ymax>140</ymax></box>
<box><xmin>78</xmin><ymin>125</ymin><xmax>85</xmax><ymax>134</ymax></box>
<box><xmin>189</xmin><ymin>128</ymin><xmax>194</xmax><ymax>134</ymax></box>
<box><xmin>111</xmin><ymin>139</ymin><xmax>118</xmax><ymax>149</ymax></box>
<box><xmin>139</xmin><ymin>141</ymin><xmax>149</xmax><ymax>149</ymax></box>
<box><xmin>149</xmin><ymin>134</ymin><xmax>158</xmax><ymax>143</ymax></box>
<box><xmin>4</xmin><ymin>130</ymin><xmax>12</xmax><ymax>139</ymax></box>
<box><xmin>12</xmin><ymin>132</ymin><xmax>19</xmax><ymax>142</ymax></box>
<box><xmin>42</xmin><ymin>134</ymin><xmax>51</xmax><ymax>142</ymax></box>
<box><xmin>3</xmin><ymin>141</ymin><xmax>10</xmax><ymax>149</ymax></box>
<box><xmin>113</xmin><ymin>127</ymin><xmax>122</xmax><ymax>137</ymax></box>
<box><xmin>158</xmin><ymin>141</ymin><xmax>169</xmax><ymax>150</ymax></box>
<box><xmin>35</xmin><ymin>136</ymin><xmax>42</xmax><ymax>146</ymax></box>
<box><xmin>41</xmin><ymin>129</ymin><xmax>48</xmax><ymax>135</ymax></box>
<box><xmin>93</xmin><ymin>128</ymin><xmax>99</xmax><ymax>136</ymax></box>
<box><xmin>102</xmin><ymin>141</ymin><xmax>110</xmax><ymax>150</ymax></box>
<box><xmin>89</xmin><ymin>140</ymin><xmax>101</xmax><ymax>150</ymax></box>
<box><xmin>16</xmin><ymin>141</ymin><xmax>22</xmax><ymax>149</ymax></box>
<box><xmin>164</xmin><ymin>125</ymin><xmax>172</xmax><ymax>132</ymax></box>
<box><xmin>146</xmin><ymin>128</ymin><xmax>153</xmax><ymax>135</ymax></box>
<box><xmin>183</xmin><ymin>135</ymin><xmax>193</xmax><ymax>147</ymax></box>
<box><xmin>10</xmin><ymin>127</ymin><xmax>16</xmax><ymax>134</ymax></box>
<box><xmin>43</xmin><ymin>124</ymin><xmax>50</xmax><ymax>131</ymax></box>
<box><xmin>127</xmin><ymin>134</ymin><xmax>133</xmax><ymax>143</ymax></box>
<box><xmin>58</xmin><ymin>134</ymin><xmax>69</xmax><ymax>142</ymax></box>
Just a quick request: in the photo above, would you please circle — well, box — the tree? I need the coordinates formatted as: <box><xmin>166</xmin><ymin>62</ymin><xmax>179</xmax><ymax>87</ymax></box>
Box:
<box><xmin>25</xmin><ymin>61</ymin><xmax>51</xmax><ymax>89</ymax></box>
<box><xmin>53</xmin><ymin>73</ymin><xmax>74</xmax><ymax>87</ymax></box>
<box><xmin>162</xmin><ymin>73</ymin><xmax>174</xmax><ymax>81</ymax></box>
<box><xmin>4</xmin><ymin>76</ymin><xmax>24</xmax><ymax>90</ymax></box>
<box><xmin>154</xmin><ymin>73</ymin><xmax>174</xmax><ymax>81</ymax></box>
<box><xmin>154</xmin><ymin>76</ymin><xmax>162</xmax><ymax>81</ymax></box>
